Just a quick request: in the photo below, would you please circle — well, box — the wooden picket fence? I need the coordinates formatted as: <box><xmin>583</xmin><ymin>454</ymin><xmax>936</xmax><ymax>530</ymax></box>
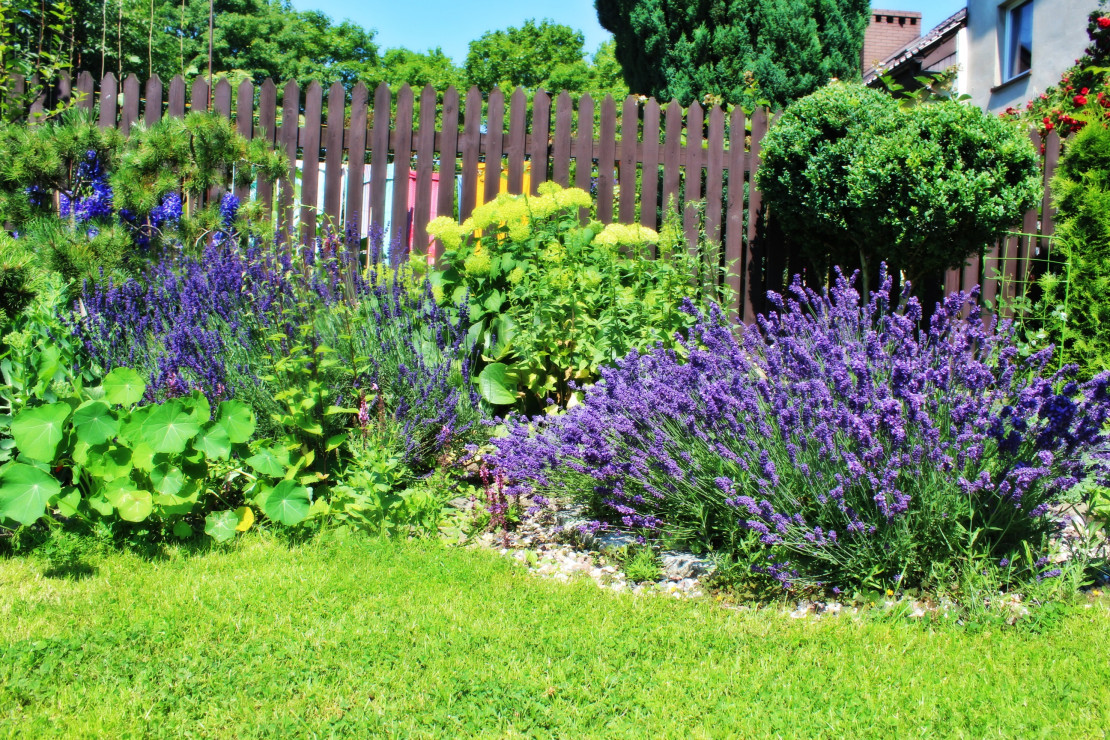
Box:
<box><xmin>13</xmin><ymin>70</ymin><xmax>1065</xmax><ymax>323</ymax></box>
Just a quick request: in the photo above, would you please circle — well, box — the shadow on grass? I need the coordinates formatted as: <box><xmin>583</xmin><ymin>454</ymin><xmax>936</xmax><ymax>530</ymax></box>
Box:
<box><xmin>42</xmin><ymin>559</ymin><xmax>99</xmax><ymax>581</ymax></box>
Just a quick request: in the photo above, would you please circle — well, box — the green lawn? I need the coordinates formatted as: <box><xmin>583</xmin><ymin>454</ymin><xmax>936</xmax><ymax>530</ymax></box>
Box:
<box><xmin>1</xmin><ymin>537</ymin><xmax>1107</xmax><ymax>738</ymax></box>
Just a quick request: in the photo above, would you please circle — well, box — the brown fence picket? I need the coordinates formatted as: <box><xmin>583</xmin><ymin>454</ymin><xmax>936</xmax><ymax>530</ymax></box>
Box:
<box><xmin>745</xmin><ymin>107</ymin><xmax>768</xmax><ymax>317</ymax></box>
<box><xmin>75</xmin><ymin>71</ymin><xmax>95</xmax><ymax>110</ymax></box>
<box><xmin>190</xmin><ymin>77</ymin><xmax>208</xmax><ymax>113</ymax></box>
<box><xmin>597</xmin><ymin>95</ymin><xmax>617</xmax><ymax>224</ymax></box>
<box><xmin>278</xmin><ymin>79</ymin><xmax>300</xmax><ymax>244</ymax></box>
<box><xmin>369</xmin><ymin>83</ymin><xmax>391</xmax><ymax>238</ymax></box>
<box><xmin>705</xmin><ymin>105</ymin><xmax>725</xmax><ymax>247</ymax></box>
<box><xmin>435</xmin><ymin>86</ymin><xmax>460</xmax><ymax>259</ymax></box>
<box><xmin>460</xmin><ymin>87</ymin><xmax>482</xmax><ymax>220</ymax></box>
<box><xmin>530</xmin><ymin>88</ymin><xmax>551</xmax><ymax>194</ymax></box>
<box><xmin>57</xmin><ymin>71</ymin><xmax>72</xmax><ymax>106</ymax></box>
<box><xmin>683</xmin><ymin>102</ymin><xmax>704</xmax><ymax>252</ymax></box>
<box><xmin>552</xmin><ymin>91</ymin><xmax>573</xmax><ymax>188</ymax></box>
<box><xmin>574</xmin><ymin>94</ymin><xmax>594</xmax><ymax>193</ymax></box>
<box><xmin>618</xmin><ymin>95</ymin><xmax>638</xmax><ymax>225</ymax></box>
<box><xmin>484</xmin><ymin>88</ymin><xmax>505</xmax><ymax>203</ymax></box>
<box><xmin>507</xmin><ymin>87</ymin><xmax>527</xmax><ymax>194</ymax></box>
<box><xmin>662</xmin><ymin>100</ymin><xmax>682</xmax><ymax>221</ymax></box>
<box><xmin>345</xmin><ymin>82</ymin><xmax>369</xmax><ymax>241</ymax></box>
<box><xmin>641</xmin><ymin>99</ymin><xmax>661</xmax><ymax>235</ymax></box>
<box><xmin>167</xmin><ymin>75</ymin><xmax>185</xmax><ymax>117</ymax></box>
<box><xmin>121</xmin><ymin>74</ymin><xmax>140</xmax><ymax>134</ymax></box>
<box><xmin>144</xmin><ymin>75</ymin><xmax>163</xmax><ymax>127</ymax></box>
<box><xmin>1041</xmin><ymin>130</ymin><xmax>1061</xmax><ymax>240</ymax></box>
<box><xmin>726</xmin><ymin>107</ymin><xmax>746</xmax><ymax>320</ymax></box>
<box><xmin>213</xmin><ymin>79</ymin><xmax>232</xmax><ymax>119</ymax></box>
<box><xmin>257</xmin><ymin>79</ymin><xmax>278</xmax><ymax>221</ymax></box>
<box><xmin>235</xmin><ymin>79</ymin><xmax>254</xmax><ymax>203</ymax></box>
<box><xmin>413</xmin><ymin>84</ymin><xmax>437</xmax><ymax>258</ymax></box>
<box><xmin>98</xmin><ymin>73</ymin><xmax>118</xmax><ymax>129</ymax></box>
<box><xmin>390</xmin><ymin>84</ymin><xmax>415</xmax><ymax>258</ymax></box>
<box><xmin>323</xmin><ymin>81</ymin><xmax>346</xmax><ymax>230</ymax></box>
<box><xmin>300</xmin><ymin>81</ymin><xmax>323</xmax><ymax>245</ymax></box>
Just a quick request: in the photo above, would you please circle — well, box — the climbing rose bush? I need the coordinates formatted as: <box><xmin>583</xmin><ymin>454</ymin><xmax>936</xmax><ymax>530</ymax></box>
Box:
<box><xmin>490</xmin><ymin>268</ymin><xmax>1110</xmax><ymax>591</ymax></box>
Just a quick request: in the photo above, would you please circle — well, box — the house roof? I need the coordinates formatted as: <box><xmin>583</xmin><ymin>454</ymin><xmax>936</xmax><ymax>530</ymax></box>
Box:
<box><xmin>863</xmin><ymin>7</ymin><xmax>968</xmax><ymax>83</ymax></box>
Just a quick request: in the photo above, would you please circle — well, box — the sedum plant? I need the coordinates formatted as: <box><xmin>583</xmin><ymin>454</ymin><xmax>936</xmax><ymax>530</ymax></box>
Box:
<box><xmin>428</xmin><ymin>183</ymin><xmax>728</xmax><ymax>410</ymax></box>
<box><xmin>491</xmin><ymin>267</ymin><xmax>1110</xmax><ymax>592</ymax></box>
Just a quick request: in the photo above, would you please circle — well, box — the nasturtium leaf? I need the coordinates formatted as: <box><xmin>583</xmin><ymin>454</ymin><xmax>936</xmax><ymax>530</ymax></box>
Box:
<box><xmin>205</xmin><ymin>509</ymin><xmax>238</xmax><ymax>542</ymax></box>
<box><xmin>184</xmin><ymin>390</ymin><xmax>211</xmax><ymax>424</ymax></box>
<box><xmin>113</xmin><ymin>486</ymin><xmax>153</xmax><ymax>523</ymax></box>
<box><xmin>117</xmin><ymin>406</ymin><xmax>151</xmax><ymax>448</ymax></box>
<box><xmin>262</xmin><ymin>480</ymin><xmax>311</xmax><ymax>526</ymax></box>
<box><xmin>102</xmin><ymin>368</ymin><xmax>146</xmax><ymax>406</ymax></box>
<box><xmin>216</xmin><ymin>400</ymin><xmax>256</xmax><ymax>444</ymax></box>
<box><xmin>140</xmin><ymin>401</ymin><xmax>201</xmax><ymax>454</ymax></box>
<box><xmin>88</xmin><ymin>494</ymin><xmax>113</xmax><ymax>516</ymax></box>
<box><xmin>172</xmin><ymin>521</ymin><xmax>193</xmax><ymax>539</ymax></box>
<box><xmin>130</xmin><ymin>443</ymin><xmax>161</xmax><ymax>472</ymax></box>
<box><xmin>0</xmin><ymin>463</ymin><xmax>60</xmax><ymax>525</ymax></box>
<box><xmin>10</xmin><ymin>403</ymin><xmax>71</xmax><ymax>462</ymax></box>
<box><xmin>151</xmin><ymin>463</ymin><xmax>184</xmax><ymax>496</ymax></box>
<box><xmin>153</xmin><ymin>488</ymin><xmax>198</xmax><ymax>516</ymax></box>
<box><xmin>246</xmin><ymin>447</ymin><xmax>288</xmax><ymax>478</ymax></box>
<box><xmin>194</xmin><ymin>422</ymin><xmax>231</xmax><ymax>460</ymax></box>
<box><xmin>71</xmin><ymin>400</ymin><xmax>119</xmax><ymax>446</ymax></box>
<box><xmin>477</xmin><ymin>363</ymin><xmax>518</xmax><ymax>406</ymax></box>
<box><xmin>54</xmin><ymin>488</ymin><xmax>81</xmax><ymax>517</ymax></box>
<box><xmin>82</xmin><ymin>443</ymin><xmax>133</xmax><ymax>481</ymax></box>
<box><xmin>235</xmin><ymin>506</ymin><xmax>255</xmax><ymax>532</ymax></box>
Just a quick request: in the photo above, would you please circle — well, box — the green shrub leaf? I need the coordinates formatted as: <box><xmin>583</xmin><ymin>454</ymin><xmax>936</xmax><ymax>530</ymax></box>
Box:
<box><xmin>102</xmin><ymin>368</ymin><xmax>146</xmax><ymax>407</ymax></box>
<box><xmin>150</xmin><ymin>462</ymin><xmax>185</xmax><ymax>496</ymax></box>
<box><xmin>104</xmin><ymin>480</ymin><xmax>153</xmax><ymax>522</ymax></box>
<box><xmin>71</xmin><ymin>400</ymin><xmax>119</xmax><ymax>446</ymax></box>
<box><xmin>194</xmin><ymin>423</ymin><xmax>231</xmax><ymax>460</ymax></box>
<box><xmin>0</xmin><ymin>463</ymin><xmax>60</xmax><ymax>525</ymax></box>
<box><xmin>172</xmin><ymin>521</ymin><xmax>194</xmax><ymax>539</ymax></box>
<box><xmin>262</xmin><ymin>480</ymin><xmax>311</xmax><ymax>526</ymax></box>
<box><xmin>140</xmin><ymin>401</ymin><xmax>201</xmax><ymax>454</ymax></box>
<box><xmin>10</xmin><ymin>403</ymin><xmax>72</xmax><ymax>462</ymax></box>
<box><xmin>246</xmin><ymin>447</ymin><xmax>288</xmax><ymax>477</ymax></box>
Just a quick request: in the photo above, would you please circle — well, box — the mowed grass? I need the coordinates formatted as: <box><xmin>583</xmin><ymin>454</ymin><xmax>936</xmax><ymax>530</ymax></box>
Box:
<box><xmin>1</xmin><ymin>537</ymin><xmax>1108</xmax><ymax>738</ymax></box>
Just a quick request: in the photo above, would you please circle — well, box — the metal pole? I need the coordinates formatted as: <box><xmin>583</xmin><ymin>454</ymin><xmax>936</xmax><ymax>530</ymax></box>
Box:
<box><xmin>207</xmin><ymin>0</ymin><xmax>214</xmax><ymax>107</ymax></box>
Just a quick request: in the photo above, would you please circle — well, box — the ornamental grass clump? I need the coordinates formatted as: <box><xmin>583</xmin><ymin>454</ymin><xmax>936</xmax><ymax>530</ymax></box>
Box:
<box><xmin>491</xmin><ymin>268</ymin><xmax>1110</xmax><ymax>591</ymax></box>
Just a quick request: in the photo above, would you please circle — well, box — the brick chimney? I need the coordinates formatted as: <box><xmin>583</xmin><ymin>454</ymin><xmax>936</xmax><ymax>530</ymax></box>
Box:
<box><xmin>862</xmin><ymin>9</ymin><xmax>923</xmax><ymax>73</ymax></box>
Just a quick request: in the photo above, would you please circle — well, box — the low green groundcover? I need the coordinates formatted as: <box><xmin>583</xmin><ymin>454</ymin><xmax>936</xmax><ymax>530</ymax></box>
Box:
<box><xmin>1</xmin><ymin>537</ymin><xmax>1108</xmax><ymax>737</ymax></box>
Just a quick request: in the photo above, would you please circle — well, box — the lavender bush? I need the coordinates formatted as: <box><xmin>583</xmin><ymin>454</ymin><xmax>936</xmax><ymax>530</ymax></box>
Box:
<box><xmin>492</xmin><ymin>267</ymin><xmax>1110</xmax><ymax>590</ymax></box>
<box><xmin>77</xmin><ymin>226</ymin><xmax>483</xmax><ymax>469</ymax></box>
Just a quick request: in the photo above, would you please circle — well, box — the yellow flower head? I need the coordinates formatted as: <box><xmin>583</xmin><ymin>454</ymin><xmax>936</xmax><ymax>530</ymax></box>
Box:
<box><xmin>541</xmin><ymin>241</ymin><xmax>566</xmax><ymax>264</ymax></box>
<box><xmin>426</xmin><ymin>216</ymin><xmax>465</xmax><ymax>250</ymax></box>
<box><xmin>594</xmin><ymin>222</ymin><xmax>660</xmax><ymax>247</ymax></box>
<box><xmin>537</xmin><ymin>181</ymin><xmax>563</xmax><ymax>196</ymax></box>
<box><xmin>464</xmin><ymin>251</ymin><xmax>491</xmax><ymax>276</ymax></box>
<box><xmin>508</xmin><ymin>266</ymin><xmax>525</xmax><ymax>284</ymax></box>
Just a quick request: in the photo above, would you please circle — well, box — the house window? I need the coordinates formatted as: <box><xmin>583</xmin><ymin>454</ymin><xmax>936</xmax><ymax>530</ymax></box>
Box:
<box><xmin>1003</xmin><ymin>1</ymin><xmax>1033</xmax><ymax>81</ymax></box>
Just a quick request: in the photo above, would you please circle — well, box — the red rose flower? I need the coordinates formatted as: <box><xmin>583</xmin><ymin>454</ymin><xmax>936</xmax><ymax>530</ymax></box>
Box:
<box><xmin>1081</xmin><ymin>87</ymin><xmax>1090</xmax><ymax>95</ymax></box>
<box><xmin>1045</xmin><ymin>121</ymin><xmax>1055</xmax><ymax>132</ymax></box>
<box><xmin>1098</xmin><ymin>16</ymin><xmax>1110</xmax><ymax>28</ymax></box>
<box><xmin>1075</xmin><ymin>94</ymin><xmax>1089</xmax><ymax>106</ymax></box>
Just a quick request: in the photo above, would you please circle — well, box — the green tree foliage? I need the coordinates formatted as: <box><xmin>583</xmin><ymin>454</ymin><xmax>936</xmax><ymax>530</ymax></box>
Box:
<box><xmin>378</xmin><ymin>48</ymin><xmax>463</xmax><ymax>91</ymax></box>
<box><xmin>758</xmin><ymin>83</ymin><xmax>1041</xmax><ymax>292</ymax></box>
<box><xmin>1051</xmin><ymin>122</ymin><xmax>1110</xmax><ymax>377</ymax></box>
<box><xmin>595</xmin><ymin>0</ymin><xmax>870</xmax><ymax>108</ymax></box>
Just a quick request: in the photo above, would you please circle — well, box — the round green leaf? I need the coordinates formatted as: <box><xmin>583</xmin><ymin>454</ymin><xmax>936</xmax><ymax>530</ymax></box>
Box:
<box><xmin>140</xmin><ymin>401</ymin><xmax>201</xmax><ymax>454</ymax></box>
<box><xmin>118</xmin><ymin>406</ymin><xmax>152</xmax><ymax>448</ymax></box>
<box><xmin>193</xmin><ymin>423</ymin><xmax>231</xmax><ymax>461</ymax></box>
<box><xmin>104</xmin><ymin>480</ymin><xmax>152</xmax><ymax>522</ymax></box>
<box><xmin>53</xmin><ymin>488</ymin><xmax>81</xmax><ymax>517</ymax></box>
<box><xmin>151</xmin><ymin>463</ymin><xmax>184</xmax><ymax>496</ymax></box>
<box><xmin>71</xmin><ymin>400</ymin><xmax>119</xmax><ymax>446</ymax></box>
<box><xmin>184</xmin><ymin>391</ymin><xmax>212</xmax><ymax>424</ymax></box>
<box><xmin>82</xmin><ymin>443</ymin><xmax>133</xmax><ymax>482</ymax></box>
<box><xmin>205</xmin><ymin>509</ymin><xmax>238</xmax><ymax>542</ymax></box>
<box><xmin>0</xmin><ymin>463</ymin><xmax>60</xmax><ymax>525</ymax></box>
<box><xmin>172</xmin><ymin>521</ymin><xmax>194</xmax><ymax>539</ymax></box>
<box><xmin>102</xmin><ymin>368</ymin><xmax>146</xmax><ymax>407</ymax></box>
<box><xmin>88</xmin><ymin>495</ymin><xmax>114</xmax><ymax>516</ymax></box>
<box><xmin>262</xmin><ymin>480</ymin><xmax>311</xmax><ymax>526</ymax></box>
<box><xmin>217</xmin><ymin>400</ymin><xmax>256</xmax><ymax>444</ymax></box>
<box><xmin>477</xmin><ymin>363</ymin><xmax>518</xmax><ymax>406</ymax></box>
<box><xmin>10</xmin><ymin>403</ymin><xmax>72</xmax><ymax>462</ymax></box>
<box><xmin>246</xmin><ymin>447</ymin><xmax>288</xmax><ymax>478</ymax></box>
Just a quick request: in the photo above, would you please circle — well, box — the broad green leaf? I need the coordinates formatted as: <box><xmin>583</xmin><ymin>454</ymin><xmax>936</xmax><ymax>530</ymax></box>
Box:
<box><xmin>150</xmin><ymin>463</ymin><xmax>184</xmax><ymax>496</ymax></box>
<box><xmin>82</xmin><ymin>443</ymin><xmax>133</xmax><ymax>481</ymax></box>
<box><xmin>262</xmin><ymin>480</ymin><xmax>311</xmax><ymax>526</ymax></box>
<box><xmin>88</xmin><ymin>495</ymin><xmax>113</xmax><ymax>516</ymax></box>
<box><xmin>295</xmin><ymin>416</ymin><xmax>323</xmax><ymax>436</ymax></box>
<box><xmin>184</xmin><ymin>391</ymin><xmax>211</xmax><ymax>424</ymax></box>
<box><xmin>54</xmin><ymin>488</ymin><xmax>81</xmax><ymax>517</ymax></box>
<box><xmin>103</xmin><ymin>480</ymin><xmax>153</xmax><ymax>522</ymax></box>
<box><xmin>10</xmin><ymin>403</ymin><xmax>71</xmax><ymax>462</ymax></box>
<box><xmin>0</xmin><ymin>463</ymin><xmax>60</xmax><ymax>525</ymax></box>
<box><xmin>71</xmin><ymin>400</ymin><xmax>119</xmax><ymax>446</ymax></box>
<box><xmin>102</xmin><ymin>368</ymin><xmax>146</xmax><ymax>406</ymax></box>
<box><xmin>205</xmin><ymin>509</ymin><xmax>238</xmax><ymax>542</ymax></box>
<box><xmin>153</xmin><ymin>487</ymin><xmax>198</xmax><ymax>516</ymax></box>
<box><xmin>140</xmin><ymin>401</ymin><xmax>201</xmax><ymax>454</ymax></box>
<box><xmin>477</xmin><ymin>363</ymin><xmax>518</xmax><ymax>405</ymax></box>
<box><xmin>325</xmin><ymin>433</ymin><xmax>346</xmax><ymax>452</ymax></box>
<box><xmin>118</xmin><ymin>406</ymin><xmax>151</xmax><ymax>448</ymax></box>
<box><xmin>235</xmin><ymin>506</ymin><xmax>255</xmax><ymax>532</ymax></box>
<box><xmin>246</xmin><ymin>447</ymin><xmax>288</xmax><ymax>478</ymax></box>
<box><xmin>130</xmin><ymin>443</ymin><xmax>162</xmax><ymax>473</ymax></box>
<box><xmin>172</xmin><ymin>521</ymin><xmax>194</xmax><ymax>539</ymax></box>
<box><xmin>193</xmin><ymin>423</ymin><xmax>231</xmax><ymax>460</ymax></box>
<box><xmin>216</xmin><ymin>400</ymin><xmax>256</xmax><ymax>444</ymax></box>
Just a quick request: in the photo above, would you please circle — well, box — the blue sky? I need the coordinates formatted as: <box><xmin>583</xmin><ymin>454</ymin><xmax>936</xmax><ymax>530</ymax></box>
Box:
<box><xmin>289</xmin><ymin>1</ymin><xmax>970</xmax><ymax>64</ymax></box>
